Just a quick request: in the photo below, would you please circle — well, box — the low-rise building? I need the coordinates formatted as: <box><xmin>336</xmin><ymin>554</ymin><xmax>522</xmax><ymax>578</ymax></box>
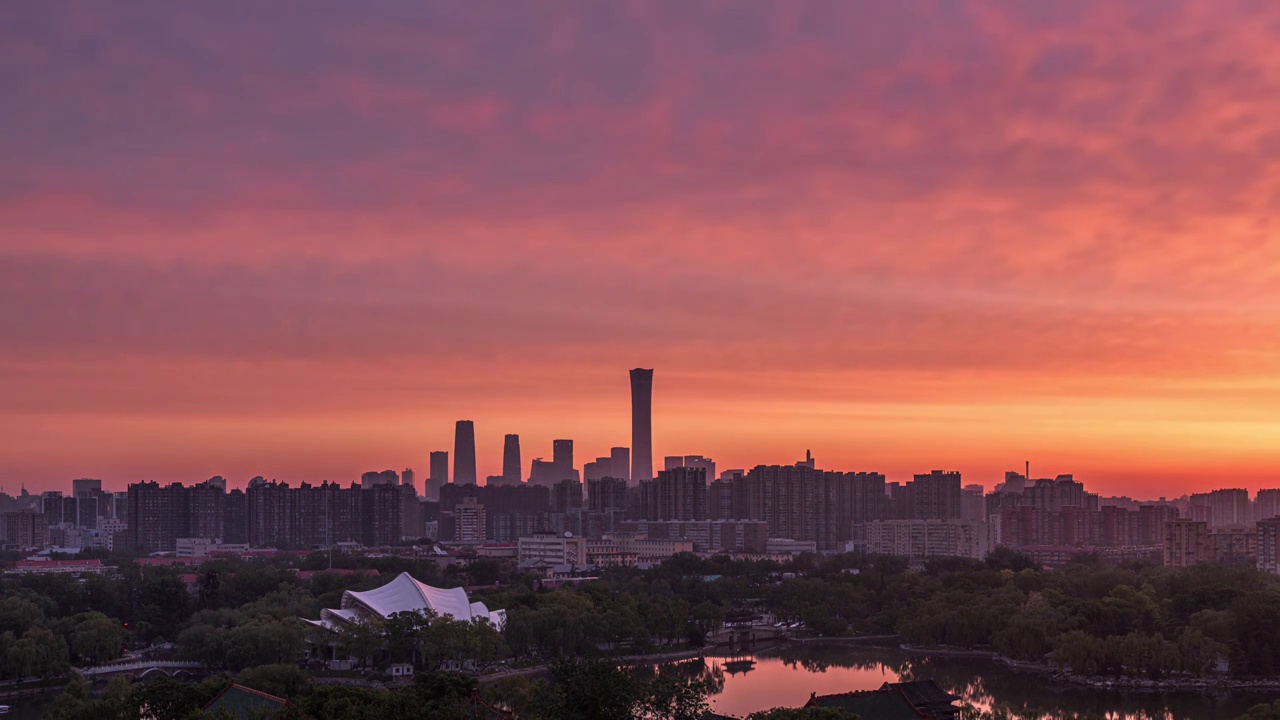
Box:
<box><xmin>8</xmin><ymin>559</ymin><xmax>110</xmax><ymax>575</ymax></box>
<box><xmin>611</xmin><ymin>535</ymin><xmax>694</xmax><ymax>562</ymax></box>
<box><xmin>619</xmin><ymin>520</ymin><xmax>769</xmax><ymax>553</ymax></box>
<box><xmin>518</xmin><ymin>534</ymin><xmax>587</xmax><ymax>565</ymax></box>
<box><xmin>765</xmin><ymin>538</ymin><xmax>819</xmax><ymax>556</ymax></box>
<box><xmin>475</xmin><ymin>543</ymin><xmax>517</xmax><ymax>558</ymax></box>
<box><xmin>863</xmin><ymin>519</ymin><xmax>996</xmax><ymax>561</ymax></box>
<box><xmin>176</xmin><ymin>537</ymin><xmax>251</xmax><ymax>558</ymax></box>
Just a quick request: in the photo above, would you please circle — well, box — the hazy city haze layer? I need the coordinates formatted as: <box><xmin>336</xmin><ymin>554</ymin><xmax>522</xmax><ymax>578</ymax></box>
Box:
<box><xmin>4</xmin><ymin>1</ymin><xmax>1280</xmax><ymax>494</ymax></box>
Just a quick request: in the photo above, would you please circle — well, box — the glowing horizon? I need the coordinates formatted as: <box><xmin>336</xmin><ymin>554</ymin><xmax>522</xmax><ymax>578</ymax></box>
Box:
<box><xmin>4</xmin><ymin>1</ymin><xmax>1280</xmax><ymax>497</ymax></box>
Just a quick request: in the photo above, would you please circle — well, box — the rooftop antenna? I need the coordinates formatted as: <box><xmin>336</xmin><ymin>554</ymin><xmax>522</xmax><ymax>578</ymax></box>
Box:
<box><xmin>1025</xmin><ymin>460</ymin><xmax>1030</xmax><ymax>480</ymax></box>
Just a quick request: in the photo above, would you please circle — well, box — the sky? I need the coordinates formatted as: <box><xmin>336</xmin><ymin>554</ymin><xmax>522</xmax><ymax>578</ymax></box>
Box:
<box><xmin>4</xmin><ymin>1</ymin><xmax>1280</xmax><ymax>497</ymax></box>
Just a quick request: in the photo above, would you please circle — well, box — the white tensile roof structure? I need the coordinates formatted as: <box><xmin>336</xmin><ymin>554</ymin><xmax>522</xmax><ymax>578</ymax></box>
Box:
<box><xmin>306</xmin><ymin>572</ymin><xmax>505</xmax><ymax>631</ymax></box>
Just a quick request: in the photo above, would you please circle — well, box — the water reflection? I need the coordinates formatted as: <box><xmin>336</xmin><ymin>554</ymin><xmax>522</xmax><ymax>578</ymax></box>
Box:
<box><xmin>706</xmin><ymin>645</ymin><xmax>1278</xmax><ymax>720</ymax></box>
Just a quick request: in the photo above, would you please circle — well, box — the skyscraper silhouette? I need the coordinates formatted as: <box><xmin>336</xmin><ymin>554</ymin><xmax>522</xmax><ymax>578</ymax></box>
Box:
<box><xmin>454</xmin><ymin>420</ymin><xmax>477</xmax><ymax>486</ymax></box>
<box><xmin>553</xmin><ymin>439</ymin><xmax>573</xmax><ymax>478</ymax></box>
<box><xmin>503</xmin><ymin>434</ymin><xmax>522</xmax><ymax>483</ymax></box>
<box><xmin>630</xmin><ymin>368</ymin><xmax>653</xmax><ymax>484</ymax></box>
<box><xmin>426</xmin><ymin>451</ymin><xmax>448</xmax><ymax>501</ymax></box>
<box><xmin>610</xmin><ymin>446</ymin><xmax>630</xmax><ymax>483</ymax></box>
<box><xmin>429</xmin><ymin>451</ymin><xmax>449</xmax><ymax>484</ymax></box>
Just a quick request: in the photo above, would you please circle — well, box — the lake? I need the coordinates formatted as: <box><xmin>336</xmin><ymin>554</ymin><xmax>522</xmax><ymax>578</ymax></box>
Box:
<box><xmin>704</xmin><ymin>644</ymin><xmax>1280</xmax><ymax>719</ymax></box>
<box><xmin>10</xmin><ymin>648</ymin><xmax>1279</xmax><ymax>719</ymax></box>
<box><xmin>0</xmin><ymin>695</ymin><xmax>53</xmax><ymax>720</ymax></box>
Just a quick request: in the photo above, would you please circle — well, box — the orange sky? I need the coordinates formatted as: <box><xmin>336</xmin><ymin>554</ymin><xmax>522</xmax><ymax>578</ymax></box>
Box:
<box><xmin>4</xmin><ymin>1</ymin><xmax>1280</xmax><ymax>496</ymax></box>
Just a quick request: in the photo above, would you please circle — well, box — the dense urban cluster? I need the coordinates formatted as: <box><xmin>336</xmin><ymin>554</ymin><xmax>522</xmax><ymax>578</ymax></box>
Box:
<box><xmin>7</xmin><ymin>369</ymin><xmax>1280</xmax><ymax>718</ymax></box>
<box><xmin>7</xmin><ymin>460</ymin><xmax>1280</xmax><ymax>584</ymax></box>
<box><xmin>5</xmin><ymin>369</ymin><xmax>1280</xmax><ymax>584</ymax></box>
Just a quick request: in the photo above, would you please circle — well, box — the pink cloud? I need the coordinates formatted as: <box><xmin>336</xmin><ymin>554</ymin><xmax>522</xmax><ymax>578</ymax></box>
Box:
<box><xmin>4</xmin><ymin>0</ymin><xmax>1280</xmax><ymax>494</ymax></box>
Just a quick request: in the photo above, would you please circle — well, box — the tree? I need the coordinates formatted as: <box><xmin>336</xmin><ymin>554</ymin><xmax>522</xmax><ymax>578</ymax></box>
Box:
<box><xmin>541</xmin><ymin>657</ymin><xmax>639</xmax><ymax>720</ymax></box>
<box><xmin>384</xmin><ymin>611</ymin><xmax>429</xmax><ymax>664</ymax></box>
<box><xmin>746</xmin><ymin>709</ymin><xmax>858</xmax><ymax>720</ymax></box>
<box><xmin>47</xmin><ymin>675</ymin><xmax>139</xmax><ymax>720</ymax></box>
<box><xmin>235</xmin><ymin>664</ymin><xmax>314</xmax><ymax>699</ymax></box>
<box><xmin>1052</xmin><ymin>630</ymin><xmax>1104</xmax><ymax>676</ymax></box>
<box><xmin>0</xmin><ymin>596</ymin><xmax>45</xmax><ymax>636</ymax></box>
<box><xmin>1238</xmin><ymin>701</ymin><xmax>1280</xmax><ymax>720</ymax></box>
<box><xmin>462</xmin><ymin>618</ymin><xmax>506</xmax><ymax>670</ymax></box>
<box><xmin>6</xmin><ymin>626</ymin><xmax>70</xmax><ymax>679</ymax></box>
<box><xmin>338</xmin><ymin>617</ymin><xmax>385</xmax><ymax>670</ymax></box>
<box><xmin>177</xmin><ymin>614</ymin><xmax>304</xmax><ymax>672</ymax></box>
<box><xmin>416</xmin><ymin>616</ymin><xmax>471</xmax><ymax>671</ymax></box>
<box><xmin>128</xmin><ymin>676</ymin><xmax>222</xmax><ymax>720</ymax></box>
<box><xmin>63</xmin><ymin>612</ymin><xmax>127</xmax><ymax>665</ymax></box>
<box><xmin>985</xmin><ymin>547</ymin><xmax>1038</xmax><ymax>572</ymax></box>
<box><xmin>410</xmin><ymin>671</ymin><xmax>478</xmax><ymax>717</ymax></box>
<box><xmin>637</xmin><ymin>661</ymin><xmax>713</xmax><ymax>720</ymax></box>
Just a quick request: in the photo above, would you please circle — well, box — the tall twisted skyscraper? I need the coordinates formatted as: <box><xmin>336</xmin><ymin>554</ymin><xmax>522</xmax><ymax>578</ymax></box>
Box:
<box><xmin>630</xmin><ymin>368</ymin><xmax>653</xmax><ymax>484</ymax></box>
<box><xmin>454</xmin><ymin>420</ymin><xmax>477</xmax><ymax>486</ymax></box>
<box><xmin>503</xmin><ymin>434</ymin><xmax>522</xmax><ymax>484</ymax></box>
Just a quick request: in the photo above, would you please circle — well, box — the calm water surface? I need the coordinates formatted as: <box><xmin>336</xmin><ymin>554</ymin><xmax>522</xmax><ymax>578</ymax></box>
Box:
<box><xmin>705</xmin><ymin>645</ymin><xmax>1280</xmax><ymax>719</ymax></box>
<box><xmin>1</xmin><ymin>695</ymin><xmax>53</xmax><ymax>720</ymax></box>
<box><xmin>10</xmin><ymin>648</ymin><xmax>1279</xmax><ymax>720</ymax></box>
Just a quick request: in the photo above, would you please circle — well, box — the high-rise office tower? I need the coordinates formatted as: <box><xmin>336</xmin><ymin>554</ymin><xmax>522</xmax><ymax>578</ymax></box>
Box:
<box><xmin>630</xmin><ymin>368</ymin><xmax>653</xmax><ymax>484</ymax></box>
<box><xmin>71</xmin><ymin>478</ymin><xmax>102</xmax><ymax>497</ymax></box>
<box><xmin>401</xmin><ymin>468</ymin><xmax>415</xmax><ymax>491</ymax></box>
<box><xmin>503</xmin><ymin>434</ymin><xmax>522</xmax><ymax>483</ymax></box>
<box><xmin>454</xmin><ymin>420</ymin><xmax>477</xmax><ymax>486</ymax></box>
<box><xmin>553</xmin><ymin>439</ymin><xmax>574</xmax><ymax>478</ymax></box>
<box><xmin>425</xmin><ymin>451</ymin><xmax>448</xmax><ymax>501</ymax></box>
<box><xmin>685</xmin><ymin>455</ymin><xmax>716</xmax><ymax>481</ymax></box>
<box><xmin>360</xmin><ymin>470</ymin><xmax>398</xmax><ymax>486</ymax></box>
<box><xmin>584</xmin><ymin>456</ymin><xmax>613</xmax><ymax>482</ymax></box>
<box><xmin>610</xmin><ymin>447</ymin><xmax>630</xmax><ymax>483</ymax></box>
<box><xmin>40</xmin><ymin>492</ymin><xmax>63</xmax><ymax>524</ymax></box>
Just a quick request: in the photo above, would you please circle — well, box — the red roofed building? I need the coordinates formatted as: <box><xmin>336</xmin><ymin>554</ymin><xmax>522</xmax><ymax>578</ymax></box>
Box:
<box><xmin>10</xmin><ymin>559</ymin><xmax>109</xmax><ymax>575</ymax></box>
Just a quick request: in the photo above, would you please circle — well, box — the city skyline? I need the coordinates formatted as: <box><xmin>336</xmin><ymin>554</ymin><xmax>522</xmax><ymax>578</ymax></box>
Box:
<box><xmin>4</xmin><ymin>361</ymin><xmax>1280</xmax><ymax>498</ymax></box>
<box><xmin>7</xmin><ymin>2</ymin><xmax>1280</xmax><ymax>496</ymax></box>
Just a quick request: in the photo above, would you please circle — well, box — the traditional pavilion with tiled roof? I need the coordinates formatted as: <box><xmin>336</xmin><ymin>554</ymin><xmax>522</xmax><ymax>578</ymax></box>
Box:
<box><xmin>805</xmin><ymin>679</ymin><xmax>959</xmax><ymax>720</ymax></box>
<box><xmin>806</xmin><ymin>687</ymin><xmax>928</xmax><ymax>719</ymax></box>
<box><xmin>889</xmin><ymin>680</ymin><xmax>961</xmax><ymax>719</ymax></box>
<box><xmin>202</xmin><ymin>683</ymin><xmax>303</xmax><ymax>720</ymax></box>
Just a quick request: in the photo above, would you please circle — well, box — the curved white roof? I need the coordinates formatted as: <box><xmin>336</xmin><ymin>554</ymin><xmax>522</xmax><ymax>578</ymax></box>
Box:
<box><xmin>337</xmin><ymin>572</ymin><xmax>505</xmax><ymax>629</ymax></box>
<box><xmin>320</xmin><ymin>607</ymin><xmax>364</xmax><ymax>625</ymax></box>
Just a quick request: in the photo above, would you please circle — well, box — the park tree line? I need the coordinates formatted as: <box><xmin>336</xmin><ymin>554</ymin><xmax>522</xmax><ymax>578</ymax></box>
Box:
<box><xmin>15</xmin><ymin>544</ymin><xmax>1280</xmax><ymax>714</ymax></box>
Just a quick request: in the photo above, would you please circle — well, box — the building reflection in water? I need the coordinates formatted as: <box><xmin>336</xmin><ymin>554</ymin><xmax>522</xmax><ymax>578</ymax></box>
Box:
<box><xmin>704</xmin><ymin>646</ymin><xmax>1269</xmax><ymax>720</ymax></box>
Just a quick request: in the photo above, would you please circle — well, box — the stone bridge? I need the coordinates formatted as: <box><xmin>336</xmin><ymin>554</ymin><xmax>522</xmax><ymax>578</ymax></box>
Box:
<box><xmin>76</xmin><ymin>660</ymin><xmax>207</xmax><ymax>682</ymax></box>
